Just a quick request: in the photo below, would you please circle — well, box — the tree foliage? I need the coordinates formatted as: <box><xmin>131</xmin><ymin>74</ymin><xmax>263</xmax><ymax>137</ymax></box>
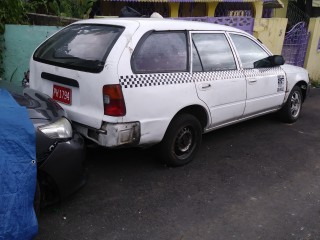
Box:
<box><xmin>50</xmin><ymin>0</ymin><xmax>95</xmax><ymax>19</ymax></box>
<box><xmin>0</xmin><ymin>0</ymin><xmax>28</xmax><ymax>34</ymax></box>
<box><xmin>0</xmin><ymin>0</ymin><xmax>95</xmax><ymax>33</ymax></box>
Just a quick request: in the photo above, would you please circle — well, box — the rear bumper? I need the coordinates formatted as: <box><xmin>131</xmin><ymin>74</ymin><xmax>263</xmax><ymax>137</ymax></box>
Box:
<box><xmin>74</xmin><ymin>121</ymin><xmax>141</xmax><ymax>147</ymax></box>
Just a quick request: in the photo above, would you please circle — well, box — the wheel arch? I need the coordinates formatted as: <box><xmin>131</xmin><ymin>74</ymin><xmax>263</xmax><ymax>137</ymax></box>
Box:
<box><xmin>294</xmin><ymin>80</ymin><xmax>308</xmax><ymax>102</ymax></box>
<box><xmin>159</xmin><ymin>106</ymin><xmax>205</xmax><ymax>166</ymax></box>
<box><xmin>172</xmin><ymin>104</ymin><xmax>209</xmax><ymax>132</ymax></box>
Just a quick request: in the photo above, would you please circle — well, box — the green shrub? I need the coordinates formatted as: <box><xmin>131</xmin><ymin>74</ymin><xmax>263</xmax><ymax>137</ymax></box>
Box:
<box><xmin>50</xmin><ymin>0</ymin><xmax>95</xmax><ymax>19</ymax></box>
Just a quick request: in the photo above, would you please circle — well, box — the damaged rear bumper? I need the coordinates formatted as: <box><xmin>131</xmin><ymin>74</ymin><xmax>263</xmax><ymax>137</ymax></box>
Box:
<box><xmin>74</xmin><ymin>121</ymin><xmax>141</xmax><ymax>147</ymax></box>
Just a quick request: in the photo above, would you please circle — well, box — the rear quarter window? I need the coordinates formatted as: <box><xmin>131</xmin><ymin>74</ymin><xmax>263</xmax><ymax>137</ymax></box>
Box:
<box><xmin>131</xmin><ymin>31</ymin><xmax>188</xmax><ymax>74</ymax></box>
<box><xmin>33</xmin><ymin>24</ymin><xmax>124</xmax><ymax>73</ymax></box>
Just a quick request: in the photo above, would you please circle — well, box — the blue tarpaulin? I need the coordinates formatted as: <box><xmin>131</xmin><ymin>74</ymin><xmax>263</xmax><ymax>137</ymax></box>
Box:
<box><xmin>0</xmin><ymin>89</ymin><xmax>38</xmax><ymax>240</ymax></box>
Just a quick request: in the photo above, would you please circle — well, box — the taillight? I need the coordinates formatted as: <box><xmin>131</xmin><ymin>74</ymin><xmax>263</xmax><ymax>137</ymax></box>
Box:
<box><xmin>103</xmin><ymin>84</ymin><xmax>126</xmax><ymax>116</ymax></box>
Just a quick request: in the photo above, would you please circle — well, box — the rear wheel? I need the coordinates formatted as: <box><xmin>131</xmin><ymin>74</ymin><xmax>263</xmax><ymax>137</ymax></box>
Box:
<box><xmin>159</xmin><ymin>114</ymin><xmax>202</xmax><ymax>167</ymax></box>
<box><xmin>278</xmin><ymin>86</ymin><xmax>303</xmax><ymax>123</ymax></box>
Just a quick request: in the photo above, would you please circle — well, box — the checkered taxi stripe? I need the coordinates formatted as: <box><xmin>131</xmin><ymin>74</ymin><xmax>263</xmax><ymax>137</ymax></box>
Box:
<box><xmin>119</xmin><ymin>68</ymin><xmax>284</xmax><ymax>89</ymax></box>
<box><xmin>119</xmin><ymin>73</ymin><xmax>192</xmax><ymax>88</ymax></box>
<box><xmin>244</xmin><ymin>67</ymin><xmax>284</xmax><ymax>77</ymax></box>
<box><xmin>193</xmin><ymin>70</ymin><xmax>243</xmax><ymax>82</ymax></box>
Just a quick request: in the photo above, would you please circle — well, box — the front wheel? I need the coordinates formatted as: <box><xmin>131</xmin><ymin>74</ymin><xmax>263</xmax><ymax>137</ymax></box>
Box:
<box><xmin>159</xmin><ymin>114</ymin><xmax>202</xmax><ymax>167</ymax></box>
<box><xmin>278</xmin><ymin>86</ymin><xmax>303</xmax><ymax>123</ymax></box>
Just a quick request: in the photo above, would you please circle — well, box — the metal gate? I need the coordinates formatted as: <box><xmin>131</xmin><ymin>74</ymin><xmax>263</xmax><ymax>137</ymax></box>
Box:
<box><xmin>281</xmin><ymin>22</ymin><xmax>310</xmax><ymax>67</ymax></box>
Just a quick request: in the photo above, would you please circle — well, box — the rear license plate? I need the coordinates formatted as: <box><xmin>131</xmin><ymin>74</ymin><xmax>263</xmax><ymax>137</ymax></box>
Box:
<box><xmin>53</xmin><ymin>85</ymin><xmax>71</xmax><ymax>105</ymax></box>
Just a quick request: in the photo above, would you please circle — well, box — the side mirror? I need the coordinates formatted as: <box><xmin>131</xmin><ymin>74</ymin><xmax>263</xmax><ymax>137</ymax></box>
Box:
<box><xmin>273</xmin><ymin>55</ymin><xmax>285</xmax><ymax>65</ymax></box>
<box><xmin>254</xmin><ymin>55</ymin><xmax>285</xmax><ymax>68</ymax></box>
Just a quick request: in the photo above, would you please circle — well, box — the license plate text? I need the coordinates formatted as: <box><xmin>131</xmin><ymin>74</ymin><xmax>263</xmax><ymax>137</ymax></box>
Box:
<box><xmin>53</xmin><ymin>85</ymin><xmax>71</xmax><ymax>105</ymax></box>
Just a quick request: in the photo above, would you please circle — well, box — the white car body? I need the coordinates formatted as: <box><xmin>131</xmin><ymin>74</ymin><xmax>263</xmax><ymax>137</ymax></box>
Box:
<box><xmin>29</xmin><ymin>18</ymin><xmax>310</xmax><ymax>161</ymax></box>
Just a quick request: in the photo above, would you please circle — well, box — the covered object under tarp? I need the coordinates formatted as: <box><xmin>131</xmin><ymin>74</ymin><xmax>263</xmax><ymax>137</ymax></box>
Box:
<box><xmin>0</xmin><ymin>88</ymin><xmax>38</xmax><ymax>239</ymax></box>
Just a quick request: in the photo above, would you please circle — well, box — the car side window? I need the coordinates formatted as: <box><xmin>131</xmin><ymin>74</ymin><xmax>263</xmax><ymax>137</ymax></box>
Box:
<box><xmin>230</xmin><ymin>34</ymin><xmax>269</xmax><ymax>69</ymax></box>
<box><xmin>132</xmin><ymin>32</ymin><xmax>188</xmax><ymax>73</ymax></box>
<box><xmin>192</xmin><ymin>33</ymin><xmax>236</xmax><ymax>72</ymax></box>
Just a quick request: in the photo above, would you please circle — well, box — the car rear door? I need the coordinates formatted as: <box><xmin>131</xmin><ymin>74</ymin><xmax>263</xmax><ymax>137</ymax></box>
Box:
<box><xmin>228</xmin><ymin>33</ymin><xmax>287</xmax><ymax>116</ymax></box>
<box><xmin>190</xmin><ymin>31</ymin><xmax>246</xmax><ymax>128</ymax></box>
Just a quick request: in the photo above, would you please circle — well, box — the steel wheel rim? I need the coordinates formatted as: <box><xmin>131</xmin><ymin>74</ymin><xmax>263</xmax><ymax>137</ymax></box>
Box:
<box><xmin>290</xmin><ymin>91</ymin><xmax>301</xmax><ymax>118</ymax></box>
<box><xmin>174</xmin><ymin>126</ymin><xmax>195</xmax><ymax>159</ymax></box>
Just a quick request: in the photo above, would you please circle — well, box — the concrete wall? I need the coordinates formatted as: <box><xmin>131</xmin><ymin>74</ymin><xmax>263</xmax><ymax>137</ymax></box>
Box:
<box><xmin>305</xmin><ymin>18</ymin><xmax>320</xmax><ymax>83</ymax></box>
<box><xmin>253</xmin><ymin>18</ymin><xmax>288</xmax><ymax>55</ymax></box>
<box><xmin>27</xmin><ymin>13</ymin><xmax>79</xmax><ymax>26</ymax></box>
<box><xmin>3</xmin><ymin>25</ymin><xmax>62</xmax><ymax>84</ymax></box>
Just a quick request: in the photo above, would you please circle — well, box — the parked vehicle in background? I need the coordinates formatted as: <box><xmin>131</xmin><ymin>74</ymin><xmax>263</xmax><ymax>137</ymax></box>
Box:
<box><xmin>0</xmin><ymin>81</ymin><xmax>87</xmax><ymax>210</ymax></box>
<box><xmin>29</xmin><ymin>18</ymin><xmax>310</xmax><ymax>166</ymax></box>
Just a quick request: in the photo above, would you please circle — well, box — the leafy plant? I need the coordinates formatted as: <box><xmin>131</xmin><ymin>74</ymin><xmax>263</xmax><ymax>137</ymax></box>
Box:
<box><xmin>0</xmin><ymin>0</ymin><xmax>28</xmax><ymax>32</ymax></box>
<box><xmin>25</xmin><ymin>0</ymin><xmax>49</xmax><ymax>15</ymax></box>
<box><xmin>49</xmin><ymin>0</ymin><xmax>95</xmax><ymax>19</ymax></box>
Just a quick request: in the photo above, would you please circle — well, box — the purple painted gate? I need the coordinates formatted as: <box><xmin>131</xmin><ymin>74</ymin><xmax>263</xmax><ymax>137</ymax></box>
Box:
<box><xmin>175</xmin><ymin>16</ymin><xmax>254</xmax><ymax>35</ymax></box>
<box><xmin>281</xmin><ymin>22</ymin><xmax>310</xmax><ymax>67</ymax></box>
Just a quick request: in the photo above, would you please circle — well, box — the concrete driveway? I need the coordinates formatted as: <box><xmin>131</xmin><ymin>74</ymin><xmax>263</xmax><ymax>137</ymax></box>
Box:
<box><xmin>36</xmin><ymin>88</ymin><xmax>320</xmax><ymax>240</ymax></box>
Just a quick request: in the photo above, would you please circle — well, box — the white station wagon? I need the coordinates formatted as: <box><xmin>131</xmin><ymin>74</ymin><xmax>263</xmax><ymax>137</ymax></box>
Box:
<box><xmin>30</xmin><ymin>18</ymin><xmax>310</xmax><ymax>166</ymax></box>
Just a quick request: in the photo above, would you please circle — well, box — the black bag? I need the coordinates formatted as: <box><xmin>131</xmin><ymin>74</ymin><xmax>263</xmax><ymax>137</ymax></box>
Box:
<box><xmin>119</xmin><ymin>6</ymin><xmax>143</xmax><ymax>17</ymax></box>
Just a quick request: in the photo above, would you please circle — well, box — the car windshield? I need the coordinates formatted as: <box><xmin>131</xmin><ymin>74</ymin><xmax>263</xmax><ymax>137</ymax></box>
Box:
<box><xmin>33</xmin><ymin>24</ymin><xmax>124</xmax><ymax>73</ymax></box>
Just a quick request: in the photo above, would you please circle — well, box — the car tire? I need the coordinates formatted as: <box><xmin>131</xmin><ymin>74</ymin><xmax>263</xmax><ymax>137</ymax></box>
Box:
<box><xmin>278</xmin><ymin>86</ymin><xmax>303</xmax><ymax>123</ymax></box>
<box><xmin>159</xmin><ymin>113</ymin><xmax>202</xmax><ymax>167</ymax></box>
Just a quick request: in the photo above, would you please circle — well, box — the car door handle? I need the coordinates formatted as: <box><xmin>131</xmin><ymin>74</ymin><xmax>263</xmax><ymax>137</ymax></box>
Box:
<box><xmin>200</xmin><ymin>83</ymin><xmax>211</xmax><ymax>90</ymax></box>
<box><xmin>248</xmin><ymin>78</ymin><xmax>257</xmax><ymax>84</ymax></box>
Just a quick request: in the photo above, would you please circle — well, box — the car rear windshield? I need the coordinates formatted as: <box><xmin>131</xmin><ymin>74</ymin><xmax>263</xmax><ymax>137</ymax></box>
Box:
<box><xmin>33</xmin><ymin>24</ymin><xmax>124</xmax><ymax>73</ymax></box>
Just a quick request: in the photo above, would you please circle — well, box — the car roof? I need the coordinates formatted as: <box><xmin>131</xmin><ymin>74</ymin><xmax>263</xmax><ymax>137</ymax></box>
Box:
<box><xmin>74</xmin><ymin>18</ymin><xmax>247</xmax><ymax>34</ymax></box>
